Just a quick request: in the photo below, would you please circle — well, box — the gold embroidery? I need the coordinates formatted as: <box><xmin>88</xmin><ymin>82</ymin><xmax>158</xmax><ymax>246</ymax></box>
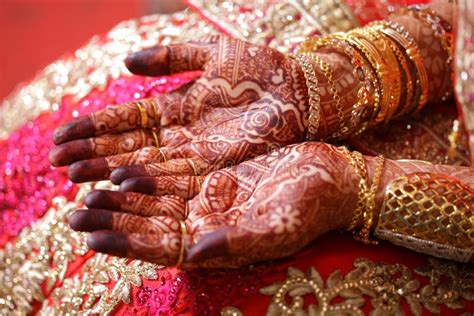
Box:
<box><xmin>0</xmin><ymin>183</ymin><xmax>162</xmax><ymax>315</ymax></box>
<box><xmin>0</xmin><ymin>10</ymin><xmax>217</xmax><ymax>140</ymax></box>
<box><xmin>187</xmin><ymin>0</ymin><xmax>360</xmax><ymax>53</ymax></box>
<box><xmin>259</xmin><ymin>258</ymin><xmax>474</xmax><ymax>316</ymax></box>
<box><xmin>375</xmin><ymin>173</ymin><xmax>474</xmax><ymax>262</ymax></box>
<box><xmin>40</xmin><ymin>255</ymin><xmax>159</xmax><ymax>315</ymax></box>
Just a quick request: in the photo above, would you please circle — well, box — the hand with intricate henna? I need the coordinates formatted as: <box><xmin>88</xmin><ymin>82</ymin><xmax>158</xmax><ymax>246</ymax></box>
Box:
<box><xmin>49</xmin><ymin>35</ymin><xmax>316</xmax><ymax>183</ymax></box>
<box><xmin>69</xmin><ymin>142</ymin><xmax>474</xmax><ymax>268</ymax></box>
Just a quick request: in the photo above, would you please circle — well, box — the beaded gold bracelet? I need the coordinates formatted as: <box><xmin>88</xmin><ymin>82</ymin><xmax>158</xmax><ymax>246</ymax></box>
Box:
<box><xmin>291</xmin><ymin>53</ymin><xmax>322</xmax><ymax>140</ymax></box>
<box><xmin>309</xmin><ymin>54</ymin><xmax>348</xmax><ymax>138</ymax></box>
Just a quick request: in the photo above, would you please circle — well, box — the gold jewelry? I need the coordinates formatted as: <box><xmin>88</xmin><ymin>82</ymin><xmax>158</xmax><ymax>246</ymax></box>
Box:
<box><xmin>357</xmin><ymin>154</ymin><xmax>384</xmax><ymax>244</ymax></box>
<box><xmin>134</xmin><ymin>101</ymin><xmax>148</xmax><ymax>128</ymax></box>
<box><xmin>299</xmin><ymin>35</ymin><xmax>380</xmax><ymax>135</ymax></box>
<box><xmin>375</xmin><ymin>173</ymin><xmax>474</xmax><ymax>262</ymax></box>
<box><xmin>150</xmin><ymin>99</ymin><xmax>159</xmax><ymax>123</ymax></box>
<box><xmin>349</xmin><ymin>28</ymin><xmax>401</xmax><ymax>124</ymax></box>
<box><xmin>338</xmin><ymin>147</ymin><xmax>369</xmax><ymax>232</ymax></box>
<box><xmin>176</xmin><ymin>220</ymin><xmax>187</xmax><ymax>267</ymax></box>
<box><xmin>373</xmin><ymin>21</ymin><xmax>428</xmax><ymax>113</ymax></box>
<box><xmin>382</xmin><ymin>34</ymin><xmax>414</xmax><ymax>118</ymax></box>
<box><xmin>195</xmin><ymin>177</ymin><xmax>202</xmax><ymax>192</ymax></box>
<box><xmin>291</xmin><ymin>53</ymin><xmax>322</xmax><ymax>140</ymax></box>
<box><xmin>151</xmin><ymin>129</ymin><xmax>160</xmax><ymax>149</ymax></box>
<box><xmin>310</xmin><ymin>54</ymin><xmax>348</xmax><ymax>138</ymax></box>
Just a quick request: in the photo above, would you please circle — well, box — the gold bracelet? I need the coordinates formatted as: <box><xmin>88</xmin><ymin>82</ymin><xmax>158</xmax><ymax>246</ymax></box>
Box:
<box><xmin>292</xmin><ymin>53</ymin><xmax>322</xmax><ymax>140</ymax></box>
<box><xmin>349</xmin><ymin>28</ymin><xmax>401</xmax><ymax>124</ymax></box>
<box><xmin>333</xmin><ymin>33</ymin><xmax>387</xmax><ymax>125</ymax></box>
<box><xmin>151</xmin><ymin>129</ymin><xmax>160</xmax><ymax>148</ymax></box>
<box><xmin>133</xmin><ymin>101</ymin><xmax>149</xmax><ymax>129</ymax></box>
<box><xmin>375</xmin><ymin>173</ymin><xmax>474</xmax><ymax>262</ymax></box>
<box><xmin>372</xmin><ymin>21</ymin><xmax>429</xmax><ymax>114</ymax></box>
<box><xmin>381</xmin><ymin>33</ymin><xmax>414</xmax><ymax>118</ymax></box>
<box><xmin>309</xmin><ymin>54</ymin><xmax>348</xmax><ymax>138</ymax></box>
<box><xmin>298</xmin><ymin>36</ymin><xmax>380</xmax><ymax>136</ymax></box>
<box><xmin>176</xmin><ymin>220</ymin><xmax>187</xmax><ymax>267</ymax></box>
<box><xmin>338</xmin><ymin>146</ymin><xmax>369</xmax><ymax>232</ymax></box>
<box><xmin>150</xmin><ymin>99</ymin><xmax>159</xmax><ymax>125</ymax></box>
<box><xmin>356</xmin><ymin>154</ymin><xmax>384</xmax><ymax>244</ymax></box>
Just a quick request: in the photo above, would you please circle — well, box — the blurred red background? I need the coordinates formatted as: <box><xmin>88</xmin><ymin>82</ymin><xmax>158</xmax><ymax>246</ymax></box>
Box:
<box><xmin>0</xmin><ymin>0</ymin><xmax>185</xmax><ymax>101</ymax></box>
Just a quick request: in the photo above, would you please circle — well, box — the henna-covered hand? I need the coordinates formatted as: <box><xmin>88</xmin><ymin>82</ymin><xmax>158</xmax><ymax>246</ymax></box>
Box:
<box><xmin>69</xmin><ymin>142</ymin><xmax>362</xmax><ymax>268</ymax></box>
<box><xmin>49</xmin><ymin>36</ymin><xmax>312</xmax><ymax>183</ymax></box>
<box><xmin>69</xmin><ymin>141</ymin><xmax>474</xmax><ymax>268</ymax></box>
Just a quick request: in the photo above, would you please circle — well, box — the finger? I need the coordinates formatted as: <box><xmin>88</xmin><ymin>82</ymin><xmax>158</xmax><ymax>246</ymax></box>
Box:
<box><xmin>67</xmin><ymin>146</ymin><xmax>168</xmax><ymax>183</ymax></box>
<box><xmin>53</xmin><ymin>98</ymin><xmax>160</xmax><ymax>145</ymax></box>
<box><xmin>120</xmin><ymin>175</ymin><xmax>204</xmax><ymax>199</ymax></box>
<box><xmin>69</xmin><ymin>208</ymin><xmax>180</xmax><ymax>234</ymax></box>
<box><xmin>125</xmin><ymin>41</ymin><xmax>214</xmax><ymax>76</ymax></box>
<box><xmin>111</xmin><ymin>158</ymin><xmax>207</xmax><ymax>184</ymax></box>
<box><xmin>85</xmin><ymin>190</ymin><xmax>187</xmax><ymax>219</ymax></box>
<box><xmin>49</xmin><ymin>129</ymin><xmax>156</xmax><ymax>166</ymax></box>
<box><xmin>87</xmin><ymin>230</ymin><xmax>186</xmax><ymax>266</ymax></box>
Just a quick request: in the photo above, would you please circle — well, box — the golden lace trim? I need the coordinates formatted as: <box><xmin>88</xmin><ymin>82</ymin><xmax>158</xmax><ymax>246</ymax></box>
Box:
<box><xmin>0</xmin><ymin>10</ymin><xmax>216</xmax><ymax>140</ymax></box>
<box><xmin>187</xmin><ymin>0</ymin><xmax>360</xmax><ymax>53</ymax></box>
<box><xmin>252</xmin><ymin>258</ymin><xmax>474</xmax><ymax>316</ymax></box>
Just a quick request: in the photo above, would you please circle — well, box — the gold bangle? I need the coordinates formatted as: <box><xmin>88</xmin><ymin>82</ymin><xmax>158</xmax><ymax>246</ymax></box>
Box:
<box><xmin>309</xmin><ymin>54</ymin><xmax>348</xmax><ymax>138</ymax></box>
<box><xmin>176</xmin><ymin>220</ymin><xmax>187</xmax><ymax>267</ymax></box>
<box><xmin>356</xmin><ymin>154</ymin><xmax>384</xmax><ymax>244</ymax></box>
<box><xmin>381</xmin><ymin>33</ymin><xmax>414</xmax><ymax>118</ymax></box>
<box><xmin>150</xmin><ymin>99</ymin><xmax>159</xmax><ymax>123</ymax></box>
<box><xmin>299</xmin><ymin>35</ymin><xmax>380</xmax><ymax>135</ymax></box>
<box><xmin>338</xmin><ymin>146</ymin><xmax>369</xmax><ymax>232</ymax></box>
<box><xmin>151</xmin><ymin>129</ymin><xmax>160</xmax><ymax>149</ymax></box>
<box><xmin>134</xmin><ymin>101</ymin><xmax>148</xmax><ymax>129</ymax></box>
<box><xmin>374</xmin><ymin>21</ymin><xmax>429</xmax><ymax>113</ymax></box>
<box><xmin>332</xmin><ymin>33</ymin><xmax>385</xmax><ymax>125</ymax></box>
<box><xmin>349</xmin><ymin>28</ymin><xmax>401</xmax><ymax>124</ymax></box>
<box><xmin>291</xmin><ymin>53</ymin><xmax>322</xmax><ymax>140</ymax></box>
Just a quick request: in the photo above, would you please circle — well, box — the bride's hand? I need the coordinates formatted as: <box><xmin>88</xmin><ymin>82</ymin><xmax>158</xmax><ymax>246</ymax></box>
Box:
<box><xmin>50</xmin><ymin>36</ymin><xmax>309</xmax><ymax>183</ymax></box>
<box><xmin>69</xmin><ymin>142</ymin><xmax>359</xmax><ymax>269</ymax></box>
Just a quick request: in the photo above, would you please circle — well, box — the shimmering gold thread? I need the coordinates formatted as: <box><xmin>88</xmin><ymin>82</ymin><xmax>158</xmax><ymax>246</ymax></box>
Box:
<box><xmin>371</xmin><ymin>21</ymin><xmax>429</xmax><ymax>113</ymax></box>
<box><xmin>357</xmin><ymin>154</ymin><xmax>385</xmax><ymax>244</ymax></box>
<box><xmin>309</xmin><ymin>54</ymin><xmax>348</xmax><ymax>138</ymax></box>
<box><xmin>338</xmin><ymin>147</ymin><xmax>369</xmax><ymax>233</ymax></box>
<box><xmin>151</xmin><ymin>130</ymin><xmax>160</xmax><ymax>149</ymax></box>
<box><xmin>259</xmin><ymin>258</ymin><xmax>474</xmax><ymax>315</ymax></box>
<box><xmin>349</xmin><ymin>28</ymin><xmax>401</xmax><ymax>124</ymax></box>
<box><xmin>375</xmin><ymin>173</ymin><xmax>474</xmax><ymax>262</ymax></box>
<box><xmin>134</xmin><ymin>101</ymin><xmax>148</xmax><ymax>129</ymax></box>
<box><xmin>291</xmin><ymin>53</ymin><xmax>322</xmax><ymax>140</ymax></box>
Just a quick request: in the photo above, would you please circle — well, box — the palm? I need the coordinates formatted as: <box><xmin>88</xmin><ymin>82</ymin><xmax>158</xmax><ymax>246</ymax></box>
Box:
<box><xmin>69</xmin><ymin>143</ymin><xmax>357</xmax><ymax>268</ymax></box>
<box><xmin>50</xmin><ymin>36</ymin><xmax>308</xmax><ymax>184</ymax></box>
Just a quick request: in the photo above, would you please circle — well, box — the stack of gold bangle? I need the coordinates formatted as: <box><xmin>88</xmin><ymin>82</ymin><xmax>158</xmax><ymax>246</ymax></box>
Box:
<box><xmin>338</xmin><ymin>147</ymin><xmax>385</xmax><ymax>244</ymax></box>
<box><xmin>295</xmin><ymin>12</ymin><xmax>441</xmax><ymax>138</ymax></box>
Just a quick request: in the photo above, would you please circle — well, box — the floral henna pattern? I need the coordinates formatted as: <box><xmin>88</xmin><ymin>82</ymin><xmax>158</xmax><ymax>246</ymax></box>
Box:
<box><xmin>70</xmin><ymin>142</ymin><xmax>474</xmax><ymax>268</ymax></box>
<box><xmin>51</xmin><ymin>35</ymin><xmax>362</xmax><ymax>183</ymax></box>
